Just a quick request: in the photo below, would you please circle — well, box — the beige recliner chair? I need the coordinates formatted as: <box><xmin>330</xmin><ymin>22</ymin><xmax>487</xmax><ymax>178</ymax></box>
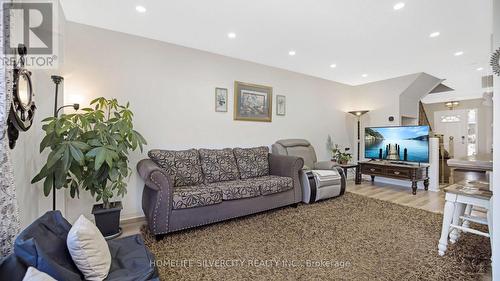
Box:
<box><xmin>272</xmin><ymin>139</ymin><xmax>346</xmax><ymax>203</ymax></box>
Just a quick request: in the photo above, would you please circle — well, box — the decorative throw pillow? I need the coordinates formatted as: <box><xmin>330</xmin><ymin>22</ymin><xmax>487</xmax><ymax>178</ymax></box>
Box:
<box><xmin>22</xmin><ymin>267</ymin><xmax>56</xmax><ymax>281</ymax></box>
<box><xmin>148</xmin><ymin>149</ymin><xmax>204</xmax><ymax>187</ymax></box>
<box><xmin>233</xmin><ymin>146</ymin><xmax>270</xmax><ymax>179</ymax></box>
<box><xmin>199</xmin><ymin>148</ymin><xmax>240</xmax><ymax>183</ymax></box>
<box><xmin>67</xmin><ymin>215</ymin><xmax>111</xmax><ymax>281</ymax></box>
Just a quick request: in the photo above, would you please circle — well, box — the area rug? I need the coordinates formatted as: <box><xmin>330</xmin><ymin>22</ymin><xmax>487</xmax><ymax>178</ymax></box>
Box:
<box><xmin>142</xmin><ymin>192</ymin><xmax>490</xmax><ymax>280</ymax></box>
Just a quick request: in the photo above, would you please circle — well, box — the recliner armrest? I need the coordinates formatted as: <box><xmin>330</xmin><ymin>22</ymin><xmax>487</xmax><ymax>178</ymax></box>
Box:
<box><xmin>137</xmin><ymin>159</ymin><xmax>172</xmax><ymax>191</ymax></box>
<box><xmin>269</xmin><ymin>154</ymin><xmax>304</xmax><ymax>178</ymax></box>
<box><xmin>314</xmin><ymin>161</ymin><xmax>337</xmax><ymax>170</ymax></box>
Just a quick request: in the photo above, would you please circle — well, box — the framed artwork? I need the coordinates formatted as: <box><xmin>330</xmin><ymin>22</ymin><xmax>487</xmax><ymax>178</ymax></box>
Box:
<box><xmin>215</xmin><ymin>87</ymin><xmax>228</xmax><ymax>112</ymax></box>
<box><xmin>276</xmin><ymin>95</ymin><xmax>286</xmax><ymax>116</ymax></box>
<box><xmin>234</xmin><ymin>81</ymin><xmax>272</xmax><ymax>122</ymax></box>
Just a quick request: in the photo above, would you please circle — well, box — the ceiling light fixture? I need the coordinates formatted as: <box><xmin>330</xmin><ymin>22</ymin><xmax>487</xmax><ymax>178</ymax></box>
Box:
<box><xmin>454</xmin><ymin>51</ymin><xmax>464</xmax><ymax>56</ymax></box>
<box><xmin>393</xmin><ymin>2</ymin><xmax>405</xmax><ymax>10</ymax></box>
<box><xmin>330</xmin><ymin>64</ymin><xmax>337</xmax><ymax>68</ymax></box>
<box><xmin>445</xmin><ymin>101</ymin><xmax>460</xmax><ymax>110</ymax></box>
<box><xmin>429</xmin><ymin>32</ymin><xmax>440</xmax><ymax>38</ymax></box>
<box><xmin>288</xmin><ymin>50</ymin><xmax>296</xmax><ymax>56</ymax></box>
<box><xmin>361</xmin><ymin>74</ymin><xmax>368</xmax><ymax>78</ymax></box>
<box><xmin>227</xmin><ymin>32</ymin><xmax>236</xmax><ymax>39</ymax></box>
<box><xmin>476</xmin><ymin>67</ymin><xmax>484</xmax><ymax>71</ymax></box>
<box><xmin>135</xmin><ymin>5</ymin><xmax>146</xmax><ymax>13</ymax></box>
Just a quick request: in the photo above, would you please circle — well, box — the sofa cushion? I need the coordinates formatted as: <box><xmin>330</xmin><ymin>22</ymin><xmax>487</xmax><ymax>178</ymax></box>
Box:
<box><xmin>207</xmin><ymin>180</ymin><xmax>261</xmax><ymax>200</ymax></box>
<box><xmin>172</xmin><ymin>185</ymin><xmax>223</xmax><ymax>210</ymax></box>
<box><xmin>199</xmin><ymin>148</ymin><xmax>240</xmax><ymax>183</ymax></box>
<box><xmin>148</xmin><ymin>149</ymin><xmax>204</xmax><ymax>187</ymax></box>
<box><xmin>0</xmin><ymin>254</ymin><xmax>27</xmax><ymax>281</ymax></box>
<box><xmin>233</xmin><ymin>147</ymin><xmax>269</xmax><ymax>179</ymax></box>
<box><xmin>251</xmin><ymin>175</ymin><xmax>294</xmax><ymax>195</ymax></box>
<box><xmin>14</xmin><ymin>211</ymin><xmax>84</xmax><ymax>281</ymax></box>
<box><xmin>105</xmin><ymin>235</ymin><xmax>159</xmax><ymax>281</ymax></box>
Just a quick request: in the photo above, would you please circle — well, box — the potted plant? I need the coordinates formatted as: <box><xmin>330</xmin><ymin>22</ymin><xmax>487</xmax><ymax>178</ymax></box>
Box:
<box><xmin>329</xmin><ymin>141</ymin><xmax>352</xmax><ymax>165</ymax></box>
<box><xmin>337</xmin><ymin>148</ymin><xmax>353</xmax><ymax>165</ymax></box>
<box><xmin>32</xmin><ymin>97</ymin><xmax>147</xmax><ymax>238</ymax></box>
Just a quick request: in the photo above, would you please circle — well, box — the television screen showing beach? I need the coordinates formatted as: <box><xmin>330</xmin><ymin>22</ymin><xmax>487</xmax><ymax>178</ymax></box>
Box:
<box><xmin>364</xmin><ymin>126</ymin><xmax>430</xmax><ymax>163</ymax></box>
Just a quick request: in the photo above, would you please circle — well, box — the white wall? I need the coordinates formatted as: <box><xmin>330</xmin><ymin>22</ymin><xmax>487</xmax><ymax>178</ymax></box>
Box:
<box><xmin>399</xmin><ymin>73</ymin><xmax>442</xmax><ymax>119</ymax></box>
<box><xmin>11</xmin><ymin>70</ymin><xmax>66</xmax><ymax>227</ymax></box>
<box><xmin>492</xmin><ymin>0</ymin><xmax>500</xmax><ymax>279</ymax></box>
<box><xmin>61</xmin><ymin>22</ymin><xmax>354</xmax><ymax>221</ymax></box>
<box><xmin>349</xmin><ymin>73</ymin><xmax>420</xmax><ymax>127</ymax></box>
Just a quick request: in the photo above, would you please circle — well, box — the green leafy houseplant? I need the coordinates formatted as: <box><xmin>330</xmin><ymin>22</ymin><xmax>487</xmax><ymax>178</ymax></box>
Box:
<box><xmin>329</xmin><ymin>142</ymin><xmax>352</xmax><ymax>165</ymax></box>
<box><xmin>32</xmin><ymin>97</ymin><xmax>147</xmax><ymax>209</ymax></box>
<box><xmin>336</xmin><ymin>148</ymin><xmax>352</xmax><ymax>165</ymax></box>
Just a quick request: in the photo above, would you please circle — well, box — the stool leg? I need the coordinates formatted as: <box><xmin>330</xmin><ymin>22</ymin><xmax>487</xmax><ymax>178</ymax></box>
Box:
<box><xmin>449</xmin><ymin>168</ymin><xmax>455</xmax><ymax>184</ymax></box>
<box><xmin>462</xmin><ymin>204</ymin><xmax>472</xmax><ymax>229</ymax></box>
<box><xmin>487</xmin><ymin>198</ymin><xmax>493</xmax><ymax>262</ymax></box>
<box><xmin>450</xmin><ymin>203</ymin><xmax>466</xmax><ymax>244</ymax></box>
<box><xmin>439</xmin><ymin>200</ymin><xmax>455</xmax><ymax>256</ymax></box>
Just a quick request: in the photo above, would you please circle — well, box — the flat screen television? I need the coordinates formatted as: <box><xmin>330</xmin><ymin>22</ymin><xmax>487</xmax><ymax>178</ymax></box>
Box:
<box><xmin>364</xmin><ymin>125</ymin><xmax>430</xmax><ymax>163</ymax></box>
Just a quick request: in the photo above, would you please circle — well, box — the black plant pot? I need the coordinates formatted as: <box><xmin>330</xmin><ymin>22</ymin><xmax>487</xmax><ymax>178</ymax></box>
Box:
<box><xmin>91</xmin><ymin>201</ymin><xmax>123</xmax><ymax>240</ymax></box>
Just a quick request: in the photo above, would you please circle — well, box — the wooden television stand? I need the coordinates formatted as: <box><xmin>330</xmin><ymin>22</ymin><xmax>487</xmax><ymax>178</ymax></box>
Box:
<box><xmin>357</xmin><ymin>160</ymin><xmax>430</xmax><ymax>195</ymax></box>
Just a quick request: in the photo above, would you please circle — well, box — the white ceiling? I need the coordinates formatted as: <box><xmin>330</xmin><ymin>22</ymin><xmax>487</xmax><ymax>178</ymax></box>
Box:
<box><xmin>60</xmin><ymin>0</ymin><xmax>493</xmax><ymax>99</ymax></box>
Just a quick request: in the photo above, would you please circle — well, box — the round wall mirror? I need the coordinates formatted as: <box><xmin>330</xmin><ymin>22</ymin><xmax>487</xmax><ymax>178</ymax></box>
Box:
<box><xmin>11</xmin><ymin>68</ymin><xmax>35</xmax><ymax>130</ymax></box>
<box><xmin>8</xmin><ymin>66</ymin><xmax>36</xmax><ymax>149</ymax></box>
<box><xmin>17</xmin><ymin>70</ymin><xmax>32</xmax><ymax>108</ymax></box>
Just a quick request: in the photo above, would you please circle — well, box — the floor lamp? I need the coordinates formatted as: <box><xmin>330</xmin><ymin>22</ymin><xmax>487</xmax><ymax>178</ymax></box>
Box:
<box><xmin>348</xmin><ymin>110</ymin><xmax>369</xmax><ymax>162</ymax></box>
<box><xmin>51</xmin><ymin>75</ymin><xmax>79</xmax><ymax>211</ymax></box>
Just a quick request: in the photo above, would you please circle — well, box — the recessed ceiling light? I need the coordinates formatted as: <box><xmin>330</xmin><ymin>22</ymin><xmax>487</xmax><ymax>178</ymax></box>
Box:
<box><xmin>429</xmin><ymin>32</ymin><xmax>440</xmax><ymax>38</ymax></box>
<box><xmin>227</xmin><ymin>32</ymin><xmax>236</xmax><ymax>39</ymax></box>
<box><xmin>361</xmin><ymin>74</ymin><xmax>368</xmax><ymax>78</ymax></box>
<box><xmin>476</xmin><ymin>67</ymin><xmax>484</xmax><ymax>71</ymax></box>
<box><xmin>135</xmin><ymin>5</ymin><xmax>146</xmax><ymax>13</ymax></box>
<box><xmin>454</xmin><ymin>51</ymin><xmax>464</xmax><ymax>56</ymax></box>
<box><xmin>288</xmin><ymin>50</ymin><xmax>296</xmax><ymax>56</ymax></box>
<box><xmin>393</xmin><ymin>2</ymin><xmax>405</xmax><ymax>10</ymax></box>
<box><xmin>330</xmin><ymin>64</ymin><xmax>337</xmax><ymax>68</ymax></box>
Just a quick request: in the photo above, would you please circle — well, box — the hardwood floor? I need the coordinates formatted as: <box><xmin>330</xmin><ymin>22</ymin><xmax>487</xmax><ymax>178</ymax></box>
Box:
<box><xmin>347</xmin><ymin>179</ymin><xmax>446</xmax><ymax>213</ymax></box>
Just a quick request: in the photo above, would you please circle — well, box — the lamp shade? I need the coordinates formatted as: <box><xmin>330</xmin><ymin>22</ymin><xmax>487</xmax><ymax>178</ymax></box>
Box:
<box><xmin>348</xmin><ymin>110</ymin><xmax>369</xmax><ymax>117</ymax></box>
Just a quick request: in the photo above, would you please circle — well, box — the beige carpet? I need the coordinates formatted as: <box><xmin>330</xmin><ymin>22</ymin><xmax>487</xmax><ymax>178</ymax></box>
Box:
<box><xmin>142</xmin><ymin>192</ymin><xmax>490</xmax><ymax>281</ymax></box>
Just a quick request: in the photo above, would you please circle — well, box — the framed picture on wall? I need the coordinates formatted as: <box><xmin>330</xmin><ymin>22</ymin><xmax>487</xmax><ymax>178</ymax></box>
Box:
<box><xmin>276</xmin><ymin>95</ymin><xmax>286</xmax><ymax>116</ymax></box>
<box><xmin>215</xmin><ymin>87</ymin><xmax>228</xmax><ymax>112</ymax></box>
<box><xmin>234</xmin><ymin>81</ymin><xmax>272</xmax><ymax>122</ymax></box>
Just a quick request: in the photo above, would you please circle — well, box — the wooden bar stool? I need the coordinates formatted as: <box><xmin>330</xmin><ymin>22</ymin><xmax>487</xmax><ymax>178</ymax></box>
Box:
<box><xmin>438</xmin><ymin>182</ymin><xmax>492</xmax><ymax>256</ymax></box>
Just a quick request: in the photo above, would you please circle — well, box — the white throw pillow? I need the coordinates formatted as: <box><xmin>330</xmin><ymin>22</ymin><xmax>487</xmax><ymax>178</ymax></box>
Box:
<box><xmin>22</xmin><ymin>267</ymin><xmax>56</xmax><ymax>281</ymax></box>
<box><xmin>67</xmin><ymin>215</ymin><xmax>111</xmax><ymax>281</ymax></box>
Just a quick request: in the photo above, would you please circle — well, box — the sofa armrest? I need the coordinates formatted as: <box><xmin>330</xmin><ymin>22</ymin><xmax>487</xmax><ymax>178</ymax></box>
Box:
<box><xmin>269</xmin><ymin>154</ymin><xmax>304</xmax><ymax>203</ymax></box>
<box><xmin>137</xmin><ymin>159</ymin><xmax>173</xmax><ymax>235</ymax></box>
<box><xmin>137</xmin><ymin>159</ymin><xmax>172</xmax><ymax>191</ymax></box>
<box><xmin>314</xmin><ymin>161</ymin><xmax>336</xmax><ymax>170</ymax></box>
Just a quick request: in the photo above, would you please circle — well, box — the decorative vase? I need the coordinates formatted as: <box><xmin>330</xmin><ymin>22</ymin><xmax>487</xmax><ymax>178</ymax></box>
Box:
<box><xmin>91</xmin><ymin>201</ymin><xmax>123</xmax><ymax>240</ymax></box>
